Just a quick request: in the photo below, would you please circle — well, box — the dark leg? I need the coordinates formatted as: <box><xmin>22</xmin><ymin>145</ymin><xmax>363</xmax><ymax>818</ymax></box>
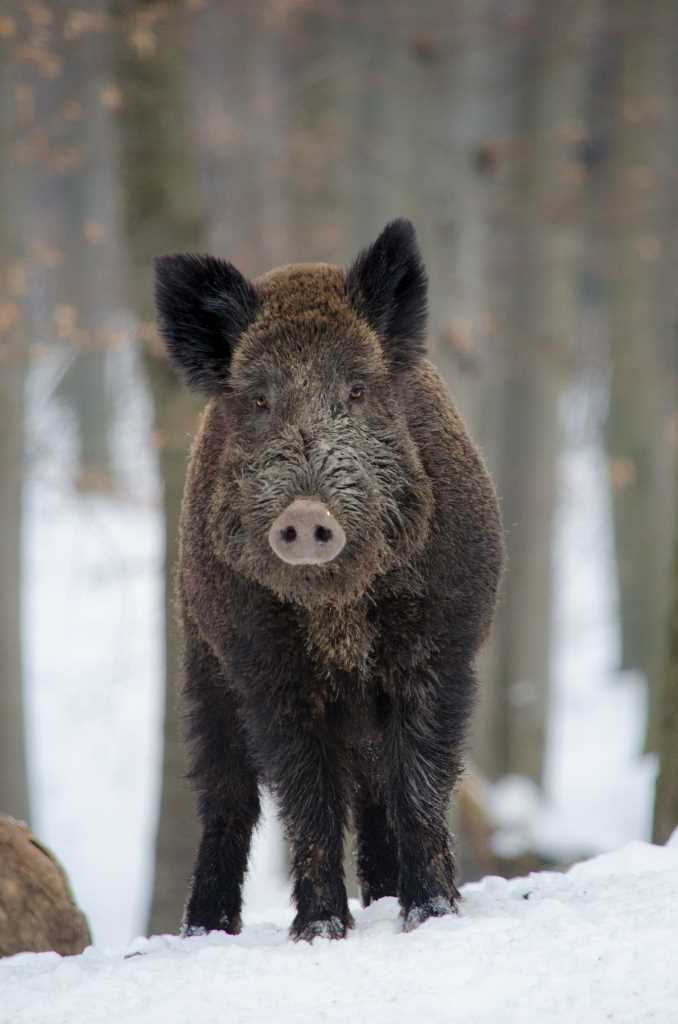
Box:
<box><xmin>397</xmin><ymin>800</ymin><xmax>460</xmax><ymax>932</ymax></box>
<box><xmin>386</xmin><ymin>676</ymin><xmax>469</xmax><ymax>931</ymax></box>
<box><xmin>285</xmin><ymin>748</ymin><xmax>351</xmax><ymax>941</ymax></box>
<box><xmin>251</xmin><ymin>716</ymin><xmax>350</xmax><ymax>941</ymax></box>
<box><xmin>354</xmin><ymin>789</ymin><xmax>399</xmax><ymax>907</ymax></box>
<box><xmin>181</xmin><ymin>623</ymin><xmax>260</xmax><ymax>936</ymax></box>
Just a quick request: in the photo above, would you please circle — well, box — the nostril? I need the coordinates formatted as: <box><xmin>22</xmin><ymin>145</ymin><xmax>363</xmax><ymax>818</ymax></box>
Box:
<box><xmin>268</xmin><ymin>499</ymin><xmax>345</xmax><ymax>565</ymax></box>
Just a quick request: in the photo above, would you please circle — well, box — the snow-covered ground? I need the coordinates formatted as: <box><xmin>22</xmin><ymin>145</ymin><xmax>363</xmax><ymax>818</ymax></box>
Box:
<box><xmin>3</xmin><ymin>836</ymin><xmax>677</xmax><ymax>1024</ymax></box>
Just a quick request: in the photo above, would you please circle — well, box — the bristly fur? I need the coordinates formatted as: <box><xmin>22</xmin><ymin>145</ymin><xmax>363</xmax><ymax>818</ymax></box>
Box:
<box><xmin>345</xmin><ymin>218</ymin><xmax>428</xmax><ymax>372</ymax></box>
<box><xmin>154</xmin><ymin>220</ymin><xmax>505</xmax><ymax>944</ymax></box>
<box><xmin>0</xmin><ymin>816</ymin><xmax>91</xmax><ymax>956</ymax></box>
<box><xmin>155</xmin><ymin>253</ymin><xmax>258</xmax><ymax>393</ymax></box>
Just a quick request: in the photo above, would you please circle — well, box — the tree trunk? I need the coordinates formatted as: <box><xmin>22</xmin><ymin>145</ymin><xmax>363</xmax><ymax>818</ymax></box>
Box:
<box><xmin>483</xmin><ymin>1</ymin><xmax>600</xmax><ymax>785</ymax></box>
<box><xmin>114</xmin><ymin>0</ymin><xmax>205</xmax><ymax>935</ymax></box>
<box><xmin>0</xmin><ymin>327</ymin><xmax>29</xmax><ymax>822</ymax></box>
<box><xmin>145</xmin><ymin>370</ymin><xmax>200</xmax><ymax>935</ymax></box>
<box><xmin>653</xmin><ymin>474</ymin><xmax>678</xmax><ymax>844</ymax></box>
<box><xmin>0</xmin><ymin>5</ymin><xmax>30</xmax><ymax>822</ymax></box>
<box><xmin>28</xmin><ymin>0</ymin><xmax>122</xmax><ymax>495</ymax></box>
<box><xmin>603</xmin><ymin>0</ymin><xmax>678</xmax><ymax>753</ymax></box>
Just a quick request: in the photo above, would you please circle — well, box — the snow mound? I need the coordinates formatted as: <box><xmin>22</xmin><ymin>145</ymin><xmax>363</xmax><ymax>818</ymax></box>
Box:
<box><xmin>2</xmin><ymin>841</ymin><xmax>678</xmax><ymax>1024</ymax></box>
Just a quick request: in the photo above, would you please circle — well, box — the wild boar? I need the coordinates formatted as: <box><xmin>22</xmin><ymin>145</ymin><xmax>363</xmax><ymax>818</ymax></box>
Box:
<box><xmin>155</xmin><ymin>219</ymin><xmax>504</xmax><ymax>941</ymax></box>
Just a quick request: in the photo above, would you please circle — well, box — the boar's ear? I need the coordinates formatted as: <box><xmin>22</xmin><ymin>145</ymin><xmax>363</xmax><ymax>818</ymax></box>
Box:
<box><xmin>154</xmin><ymin>253</ymin><xmax>258</xmax><ymax>394</ymax></box>
<box><xmin>345</xmin><ymin>218</ymin><xmax>428</xmax><ymax>371</ymax></box>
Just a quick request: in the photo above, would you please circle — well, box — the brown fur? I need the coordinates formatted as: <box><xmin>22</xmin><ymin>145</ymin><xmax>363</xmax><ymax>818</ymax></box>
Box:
<box><xmin>155</xmin><ymin>220</ymin><xmax>504</xmax><ymax>940</ymax></box>
<box><xmin>0</xmin><ymin>815</ymin><xmax>91</xmax><ymax>957</ymax></box>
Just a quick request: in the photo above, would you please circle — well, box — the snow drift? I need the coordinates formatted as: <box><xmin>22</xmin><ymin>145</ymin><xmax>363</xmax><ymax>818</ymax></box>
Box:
<box><xmin>2</xmin><ymin>836</ymin><xmax>677</xmax><ymax>1024</ymax></box>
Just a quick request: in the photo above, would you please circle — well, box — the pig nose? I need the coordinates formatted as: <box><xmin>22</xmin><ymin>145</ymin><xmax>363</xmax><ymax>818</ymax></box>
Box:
<box><xmin>268</xmin><ymin>499</ymin><xmax>346</xmax><ymax>565</ymax></box>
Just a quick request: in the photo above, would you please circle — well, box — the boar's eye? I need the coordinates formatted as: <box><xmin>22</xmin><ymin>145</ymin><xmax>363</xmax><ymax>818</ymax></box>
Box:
<box><xmin>348</xmin><ymin>384</ymin><xmax>366</xmax><ymax>403</ymax></box>
<box><xmin>254</xmin><ymin>395</ymin><xmax>270</xmax><ymax>411</ymax></box>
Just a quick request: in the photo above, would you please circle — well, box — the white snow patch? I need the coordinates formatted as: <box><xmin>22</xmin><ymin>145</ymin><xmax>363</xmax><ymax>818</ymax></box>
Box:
<box><xmin>23</xmin><ymin>349</ymin><xmax>163</xmax><ymax>946</ymax></box>
<box><xmin>242</xmin><ymin>790</ymin><xmax>289</xmax><ymax>915</ymax></box>
<box><xmin>544</xmin><ymin>420</ymin><xmax>657</xmax><ymax>854</ymax></box>
<box><xmin>2</xmin><ymin>841</ymin><xmax>677</xmax><ymax>1024</ymax></box>
<box><xmin>491</xmin><ymin>408</ymin><xmax>656</xmax><ymax>862</ymax></box>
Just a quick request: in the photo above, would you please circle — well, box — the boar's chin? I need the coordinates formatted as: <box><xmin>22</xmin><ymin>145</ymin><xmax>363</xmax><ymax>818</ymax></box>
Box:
<box><xmin>253</xmin><ymin>552</ymin><xmax>387</xmax><ymax>609</ymax></box>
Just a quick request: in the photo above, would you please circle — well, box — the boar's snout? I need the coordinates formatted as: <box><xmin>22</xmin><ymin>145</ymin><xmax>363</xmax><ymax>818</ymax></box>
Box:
<box><xmin>268</xmin><ymin>499</ymin><xmax>346</xmax><ymax>566</ymax></box>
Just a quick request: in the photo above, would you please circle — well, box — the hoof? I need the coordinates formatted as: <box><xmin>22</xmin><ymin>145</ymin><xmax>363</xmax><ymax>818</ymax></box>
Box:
<box><xmin>290</xmin><ymin>913</ymin><xmax>351</xmax><ymax>943</ymax></box>
<box><xmin>402</xmin><ymin>895</ymin><xmax>457</xmax><ymax>933</ymax></box>
<box><xmin>181</xmin><ymin>911</ymin><xmax>242</xmax><ymax>938</ymax></box>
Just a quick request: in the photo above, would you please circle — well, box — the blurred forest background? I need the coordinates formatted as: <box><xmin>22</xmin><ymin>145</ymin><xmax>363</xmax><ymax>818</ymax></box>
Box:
<box><xmin>1</xmin><ymin>0</ymin><xmax>677</xmax><ymax>946</ymax></box>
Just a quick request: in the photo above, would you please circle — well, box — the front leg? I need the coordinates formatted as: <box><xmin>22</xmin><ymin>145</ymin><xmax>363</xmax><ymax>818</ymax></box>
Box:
<box><xmin>284</xmin><ymin>739</ymin><xmax>351</xmax><ymax>941</ymax></box>
<box><xmin>251</xmin><ymin>711</ymin><xmax>351</xmax><ymax>941</ymax></box>
<box><xmin>180</xmin><ymin>622</ymin><xmax>260</xmax><ymax>937</ymax></box>
<box><xmin>386</xmin><ymin>670</ymin><xmax>470</xmax><ymax>930</ymax></box>
<box><xmin>212</xmin><ymin>587</ymin><xmax>352</xmax><ymax>941</ymax></box>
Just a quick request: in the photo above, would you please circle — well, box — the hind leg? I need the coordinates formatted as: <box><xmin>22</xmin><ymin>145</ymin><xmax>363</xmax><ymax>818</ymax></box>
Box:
<box><xmin>181</xmin><ymin>620</ymin><xmax>260</xmax><ymax>936</ymax></box>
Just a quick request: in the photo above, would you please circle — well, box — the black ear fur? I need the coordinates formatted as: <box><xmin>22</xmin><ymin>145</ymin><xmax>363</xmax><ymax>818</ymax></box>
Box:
<box><xmin>154</xmin><ymin>253</ymin><xmax>258</xmax><ymax>393</ymax></box>
<box><xmin>345</xmin><ymin>219</ymin><xmax>428</xmax><ymax>371</ymax></box>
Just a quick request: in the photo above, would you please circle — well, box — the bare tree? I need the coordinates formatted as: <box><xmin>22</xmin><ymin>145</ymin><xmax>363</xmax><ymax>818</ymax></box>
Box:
<box><xmin>53</xmin><ymin>1</ymin><xmax>120</xmax><ymax>493</ymax></box>
<box><xmin>114</xmin><ymin>0</ymin><xmax>205</xmax><ymax>934</ymax></box>
<box><xmin>653</xmin><ymin>462</ymin><xmax>678</xmax><ymax>844</ymax></box>
<box><xmin>602</xmin><ymin>0</ymin><xmax>678</xmax><ymax>752</ymax></box>
<box><xmin>0</xmin><ymin>2</ymin><xmax>30</xmax><ymax>823</ymax></box>
<box><xmin>477</xmin><ymin>1</ymin><xmax>601</xmax><ymax>784</ymax></box>
<box><xmin>0</xmin><ymin>265</ymin><xmax>29</xmax><ymax>824</ymax></box>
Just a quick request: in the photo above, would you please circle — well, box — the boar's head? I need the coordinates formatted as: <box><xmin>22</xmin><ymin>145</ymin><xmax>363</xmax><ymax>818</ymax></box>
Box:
<box><xmin>155</xmin><ymin>219</ymin><xmax>434</xmax><ymax>607</ymax></box>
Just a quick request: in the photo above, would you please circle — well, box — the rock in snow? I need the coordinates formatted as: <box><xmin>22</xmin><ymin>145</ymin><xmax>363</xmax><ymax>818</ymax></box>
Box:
<box><xmin>2</xmin><ymin>840</ymin><xmax>677</xmax><ymax>1024</ymax></box>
